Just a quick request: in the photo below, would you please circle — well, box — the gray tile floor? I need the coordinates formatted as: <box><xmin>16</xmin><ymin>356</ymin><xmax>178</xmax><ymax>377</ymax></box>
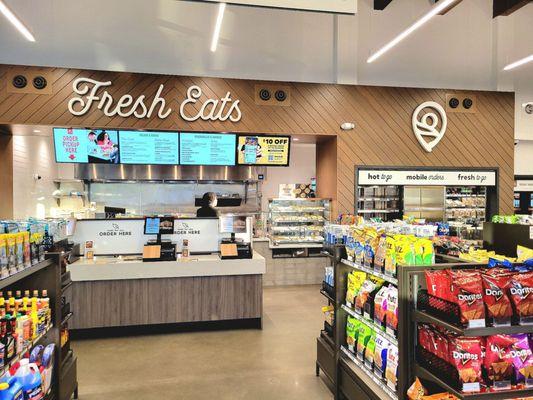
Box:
<box><xmin>72</xmin><ymin>285</ymin><xmax>333</xmax><ymax>399</ymax></box>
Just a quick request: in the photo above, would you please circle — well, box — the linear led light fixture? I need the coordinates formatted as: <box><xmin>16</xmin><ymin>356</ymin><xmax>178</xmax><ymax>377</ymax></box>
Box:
<box><xmin>210</xmin><ymin>2</ymin><xmax>226</xmax><ymax>52</ymax></box>
<box><xmin>503</xmin><ymin>54</ymin><xmax>533</xmax><ymax>71</ymax></box>
<box><xmin>367</xmin><ymin>0</ymin><xmax>460</xmax><ymax>63</ymax></box>
<box><xmin>0</xmin><ymin>0</ymin><xmax>35</xmax><ymax>42</ymax></box>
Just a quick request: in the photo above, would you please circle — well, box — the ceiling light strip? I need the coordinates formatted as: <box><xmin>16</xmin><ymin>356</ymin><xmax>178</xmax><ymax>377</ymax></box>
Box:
<box><xmin>503</xmin><ymin>54</ymin><xmax>533</xmax><ymax>71</ymax></box>
<box><xmin>210</xmin><ymin>2</ymin><xmax>226</xmax><ymax>52</ymax></box>
<box><xmin>0</xmin><ymin>0</ymin><xmax>35</xmax><ymax>42</ymax></box>
<box><xmin>367</xmin><ymin>0</ymin><xmax>459</xmax><ymax>63</ymax></box>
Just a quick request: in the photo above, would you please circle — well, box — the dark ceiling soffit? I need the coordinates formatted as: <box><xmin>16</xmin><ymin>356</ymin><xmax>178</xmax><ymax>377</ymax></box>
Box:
<box><xmin>374</xmin><ymin>0</ymin><xmax>393</xmax><ymax>10</ymax></box>
<box><xmin>493</xmin><ymin>0</ymin><xmax>532</xmax><ymax>17</ymax></box>
<box><xmin>181</xmin><ymin>0</ymin><xmax>356</xmax><ymax>15</ymax></box>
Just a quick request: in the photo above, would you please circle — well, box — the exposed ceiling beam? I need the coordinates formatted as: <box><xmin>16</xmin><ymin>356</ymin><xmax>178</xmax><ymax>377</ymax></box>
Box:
<box><xmin>493</xmin><ymin>0</ymin><xmax>532</xmax><ymax>17</ymax></box>
<box><xmin>374</xmin><ymin>0</ymin><xmax>394</xmax><ymax>10</ymax></box>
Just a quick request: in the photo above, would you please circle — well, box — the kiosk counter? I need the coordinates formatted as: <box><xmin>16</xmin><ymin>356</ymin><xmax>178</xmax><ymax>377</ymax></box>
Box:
<box><xmin>67</xmin><ymin>217</ymin><xmax>265</xmax><ymax>331</ymax></box>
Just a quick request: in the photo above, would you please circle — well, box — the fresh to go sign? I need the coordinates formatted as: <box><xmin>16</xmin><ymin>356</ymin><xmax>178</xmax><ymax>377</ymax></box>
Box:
<box><xmin>67</xmin><ymin>77</ymin><xmax>242</xmax><ymax>122</ymax></box>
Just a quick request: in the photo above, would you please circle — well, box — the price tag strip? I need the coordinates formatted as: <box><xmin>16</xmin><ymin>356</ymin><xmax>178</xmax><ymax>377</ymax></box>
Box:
<box><xmin>341</xmin><ymin>346</ymin><xmax>398</xmax><ymax>400</ymax></box>
<box><xmin>342</xmin><ymin>304</ymin><xmax>398</xmax><ymax>345</ymax></box>
<box><xmin>341</xmin><ymin>259</ymin><xmax>398</xmax><ymax>286</ymax></box>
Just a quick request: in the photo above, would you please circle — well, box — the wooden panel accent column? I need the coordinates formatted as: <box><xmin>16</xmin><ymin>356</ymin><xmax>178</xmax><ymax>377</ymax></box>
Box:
<box><xmin>316</xmin><ymin>137</ymin><xmax>338</xmax><ymax>218</ymax></box>
<box><xmin>0</xmin><ymin>134</ymin><xmax>13</xmax><ymax>218</ymax></box>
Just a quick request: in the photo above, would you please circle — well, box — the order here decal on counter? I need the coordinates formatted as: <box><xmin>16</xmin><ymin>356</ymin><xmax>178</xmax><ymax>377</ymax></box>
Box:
<box><xmin>357</xmin><ymin>169</ymin><xmax>496</xmax><ymax>186</ymax></box>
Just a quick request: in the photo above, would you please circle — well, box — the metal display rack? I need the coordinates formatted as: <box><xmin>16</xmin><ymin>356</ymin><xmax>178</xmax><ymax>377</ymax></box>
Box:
<box><xmin>403</xmin><ymin>262</ymin><xmax>533</xmax><ymax>400</ymax></box>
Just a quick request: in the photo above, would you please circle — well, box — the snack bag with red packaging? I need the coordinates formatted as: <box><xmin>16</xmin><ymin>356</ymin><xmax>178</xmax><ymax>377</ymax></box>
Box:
<box><xmin>451</xmin><ymin>337</ymin><xmax>483</xmax><ymax>392</ymax></box>
<box><xmin>509</xmin><ymin>271</ymin><xmax>533</xmax><ymax>324</ymax></box>
<box><xmin>484</xmin><ymin>335</ymin><xmax>516</xmax><ymax>389</ymax></box>
<box><xmin>425</xmin><ymin>270</ymin><xmax>453</xmax><ymax>309</ymax></box>
<box><xmin>510</xmin><ymin>334</ymin><xmax>533</xmax><ymax>387</ymax></box>
<box><xmin>417</xmin><ymin>324</ymin><xmax>432</xmax><ymax>353</ymax></box>
<box><xmin>450</xmin><ymin>270</ymin><xmax>485</xmax><ymax>327</ymax></box>
<box><xmin>482</xmin><ymin>272</ymin><xmax>513</xmax><ymax>325</ymax></box>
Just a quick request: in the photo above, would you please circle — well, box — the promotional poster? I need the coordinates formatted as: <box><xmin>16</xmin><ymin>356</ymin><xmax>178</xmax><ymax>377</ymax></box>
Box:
<box><xmin>54</xmin><ymin>128</ymin><xmax>120</xmax><ymax>164</ymax></box>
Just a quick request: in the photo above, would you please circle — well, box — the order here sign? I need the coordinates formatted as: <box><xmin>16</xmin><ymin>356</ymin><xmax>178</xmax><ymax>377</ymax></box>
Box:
<box><xmin>357</xmin><ymin>169</ymin><xmax>497</xmax><ymax>186</ymax></box>
<box><xmin>199</xmin><ymin>0</ymin><xmax>357</xmax><ymax>14</ymax></box>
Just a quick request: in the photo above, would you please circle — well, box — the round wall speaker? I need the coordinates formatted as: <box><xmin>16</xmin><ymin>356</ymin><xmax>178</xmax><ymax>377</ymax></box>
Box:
<box><xmin>33</xmin><ymin>76</ymin><xmax>47</xmax><ymax>90</ymax></box>
<box><xmin>448</xmin><ymin>97</ymin><xmax>459</xmax><ymax>108</ymax></box>
<box><xmin>275</xmin><ymin>90</ymin><xmax>287</xmax><ymax>102</ymax></box>
<box><xmin>12</xmin><ymin>75</ymin><xmax>27</xmax><ymax>89</ymax></box>
<box><xmin>463</xmin><ymin>98</ymin><xmax>473</xmax><ymax>109</ymax></box>
<box><xmin>259</xmin><ymin>89</ymin><xmax>271</xmax><ymax>101</ymax></box>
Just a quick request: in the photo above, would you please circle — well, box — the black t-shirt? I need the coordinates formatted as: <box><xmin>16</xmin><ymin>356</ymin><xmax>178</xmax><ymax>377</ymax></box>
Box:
<box><xmin>196</xmin><ymin>206</ymin><xmax>218</xmax><ymax>218</ymax></box>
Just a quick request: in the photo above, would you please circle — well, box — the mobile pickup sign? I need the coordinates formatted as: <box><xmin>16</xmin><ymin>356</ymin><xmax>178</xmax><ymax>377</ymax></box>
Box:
<box><xmin>357</xmin><ymin>169</ymin><xmax>497</xmax><ymax>186</ymax></box>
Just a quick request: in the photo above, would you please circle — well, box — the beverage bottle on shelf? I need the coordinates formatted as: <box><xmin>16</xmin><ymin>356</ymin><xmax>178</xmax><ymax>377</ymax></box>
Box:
<box><xmin>30</xmin><ymin>300</ymin><xmax>38</xmax><ymax>340</ymax></box>
<box><xmin>23</xmin><ymin>291</ymin><xmax>30</xmax><ymax>307</ymax></box>
<box><xmin>14</xmin><ymin>291</ymin><xmax>22</xmax><ymax>312</ymax></box>
<box><xmin>0</xmin><ymin>298</ymin><xmax>5</xmax><ymax>316</ymax></box>
<box><xmin>41</xmin><ymin>290</ymin><xmax>50</xmax><ymax>328</ymax></box>
<box><xmin>7</xmin><ymin>295</ymin><xmax>15</xmax><ymax>316</ymax></box>
<box><xmin>3</xmin><ymin>312</ymin><xmax>16</xmax><ymax>362</ymax></box>
<box><xmin>15</xmin><ymin>312</ymin><xmax>24</xmax><ymax>354</ymax></box>
<box><xmin>0</xmin><ymin>310</ymin><xmax>6</xmax><ymax>368</ymax></box>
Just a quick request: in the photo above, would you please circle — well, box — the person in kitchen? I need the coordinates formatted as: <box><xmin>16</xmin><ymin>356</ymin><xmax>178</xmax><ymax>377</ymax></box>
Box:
<box><xmin>196</xmin><ymin>192</ymin><xmax>219</xmax><ymax>217</ymax></box>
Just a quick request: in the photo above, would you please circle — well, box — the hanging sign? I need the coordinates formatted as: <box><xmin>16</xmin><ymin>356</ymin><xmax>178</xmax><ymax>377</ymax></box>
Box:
<box><xmin>358</xmin><ymin>169</ymin><xmax>497</xmax><ymax>186</ymax></box>
<box><xmin>412</xmin><ymin>101</ymin><xmax>447</xmax><ymax>152</ymax></box>
<box><xmin>67</xmin><ymin>78</ymin><xmax>242</xmax><ymax>122</ymax></box>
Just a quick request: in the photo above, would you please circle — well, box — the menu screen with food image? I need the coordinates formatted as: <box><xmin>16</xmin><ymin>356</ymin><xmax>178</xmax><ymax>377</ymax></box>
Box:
<box><xmin>180</xmin><ymin>132</ymin><xmax>236</xmax><ymax>166</ymax></box>
<box><xmin>119</xmin><ymin>131</ymin><xmax>179</xmax><ymax>165</ymax></box>
<box><xmin>237</xmin><ymin>135</ymin><xmax>290</xmax><ymax>166</ymax></box>
<box><xmin>53</xmin><ymin>128</ymin><xmax>120</xmax><ymax>164</ymax></box>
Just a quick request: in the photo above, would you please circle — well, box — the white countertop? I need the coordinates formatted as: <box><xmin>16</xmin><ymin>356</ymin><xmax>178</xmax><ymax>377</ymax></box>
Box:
<box><xmin>69</xmin><ymin>253</ymin><xmax>266</xmax><ymax>281</ymax></box>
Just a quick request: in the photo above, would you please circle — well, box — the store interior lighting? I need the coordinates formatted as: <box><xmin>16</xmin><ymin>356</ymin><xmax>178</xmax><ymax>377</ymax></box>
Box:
<box><xmin>503</xmin><ymin>54</ymin><xmax>533</xmax><ymax>71</ymax></box>
<box><xmin>0</xmin><ymin>0</ymin><xmax>35</xmax><ymax>42</ymax></box>
<box><xmin>210</xmin><ymin>2</ymin><xmax>226</xmax><ymax>52</ymax></box>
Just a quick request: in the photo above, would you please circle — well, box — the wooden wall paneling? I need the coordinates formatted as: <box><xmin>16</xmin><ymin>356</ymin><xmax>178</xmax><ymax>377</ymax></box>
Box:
<box><xmin>316</xmin><ymin>137</ymin><xmax>338</xmax><ymax>217</ymax></box>
<box><xmin>0</xmin><ymin>64</ymin><xmax>515</xmax><ymax>215</ymax></box>
<box><xmin>0</xmin><ymin>134</ymin><xmax>13</xmax><ymax>218</ymax></box>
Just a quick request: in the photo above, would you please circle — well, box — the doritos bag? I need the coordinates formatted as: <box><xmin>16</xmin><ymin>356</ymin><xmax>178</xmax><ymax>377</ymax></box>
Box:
<box><xmin>451</xmin><ymin>337</ymin><xmax>483</xmax><ymax>391</ymax></box>
<box><xmin>450</xmin><ymin>270</ymin><xmax>485</xmax><ymax>327</ymax></box>
<box><xmin>509</xmin><ymin>272</ymin><xmax>533</xmax><ymax>323</ymax></box>
<box><xmin>482</xmin><ymin>272</ymin><xmax>513</xmax><ymax>324</ymax></box>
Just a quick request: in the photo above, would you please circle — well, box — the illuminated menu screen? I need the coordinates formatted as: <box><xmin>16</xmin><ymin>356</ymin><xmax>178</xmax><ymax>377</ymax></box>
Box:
<box><xmin>180</xmin><ymin>133</ymin><xmax>236</xmax><ymax>166</ymax></box>
<box><xmin>119</xmin><ymin>131</ymin><xmax>179</xmax><ymax>165</ymax></box>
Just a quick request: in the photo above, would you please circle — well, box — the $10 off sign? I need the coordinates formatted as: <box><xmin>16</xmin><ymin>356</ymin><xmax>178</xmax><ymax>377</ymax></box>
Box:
<box><xmin>412</xmin><ymin>101</ymin><xmax>447</xmax><ymax>153</ymax></box>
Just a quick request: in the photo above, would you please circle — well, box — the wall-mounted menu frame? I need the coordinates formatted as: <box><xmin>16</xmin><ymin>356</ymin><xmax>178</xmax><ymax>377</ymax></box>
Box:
<box><xmin>236</xmin><ymin>134</ymin><xmax>291</xmax><ymax>166</ymax></box>
<box><xmin>179</xmin><ymin>132</ymin><xmax>236</xmax><ymax>166</ymax></box>
<box><xmin>118</xmin><ymin>130</ymin><xmax>179</xmax><ymax>165</ymax></box>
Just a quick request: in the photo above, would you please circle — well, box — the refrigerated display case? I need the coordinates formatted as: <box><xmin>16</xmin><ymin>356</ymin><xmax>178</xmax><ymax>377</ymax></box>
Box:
<box><xmin>268</xmin><ymin>198</ymin><xmax>330</xmax><ymax>249</ymax></box>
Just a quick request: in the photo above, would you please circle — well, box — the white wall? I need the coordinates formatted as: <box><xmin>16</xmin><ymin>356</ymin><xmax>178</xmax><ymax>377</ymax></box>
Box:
<box><xmin>12</xmin><ymin>135</ymin><xmax>59</xmax><ymax>219</ymax></box>
<box><xmin>260</xmin><ymin>143</ymin><xmax>317</xmax><ymax>209</ymax></box>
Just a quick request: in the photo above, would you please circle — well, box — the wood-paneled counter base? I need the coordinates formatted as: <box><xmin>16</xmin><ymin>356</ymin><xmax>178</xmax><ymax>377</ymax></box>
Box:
<box><xmin>67</xmin><ymin>255</ymin><xmax>265</xmax><ymax>331</ymax></box>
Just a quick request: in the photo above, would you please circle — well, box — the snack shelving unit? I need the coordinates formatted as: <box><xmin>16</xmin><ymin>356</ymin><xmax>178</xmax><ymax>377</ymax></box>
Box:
<box><xmin>268</xmin><ymin>198</ymin><xmax>330</xmax><ymax>257</ymax></box>
<box><xmin>405</xmin><ymin>262</ymin><xmax>533</xmax><ymax>400</ymax></box>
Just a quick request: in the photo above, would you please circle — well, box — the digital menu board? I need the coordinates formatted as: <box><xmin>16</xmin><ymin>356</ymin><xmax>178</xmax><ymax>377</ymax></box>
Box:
<box><xmin>237</xmin><ymin>135</ymin><xmax>290</xmax><ymax>166</ymax></box>
<box><xmin>53</xmin><ymin>128</ymin><xmax>120</xmax><ymax>164</ymax></box>
<box><xmin>180</xmin><ymin>133</ymin><xmax>236</xmax><ymax>166</ymax></box>
<box><xmin>119</xmin><ymin>131</ymin><xmax>179</xmax><ymax>165</ymax></box>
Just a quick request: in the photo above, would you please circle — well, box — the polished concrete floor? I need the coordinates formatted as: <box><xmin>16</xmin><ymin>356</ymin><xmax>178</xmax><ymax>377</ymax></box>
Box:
<box><xmin>72</xmin><ymin>285</ymin><xmax>333</xmax><ymax>399</ymax></box>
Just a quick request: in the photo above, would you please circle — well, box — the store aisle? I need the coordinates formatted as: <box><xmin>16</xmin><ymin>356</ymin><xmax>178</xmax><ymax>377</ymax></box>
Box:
<box><xmin>72</xmin><ymin>285</ymin><xmax>332</xmax><ymax>400</ymax></box>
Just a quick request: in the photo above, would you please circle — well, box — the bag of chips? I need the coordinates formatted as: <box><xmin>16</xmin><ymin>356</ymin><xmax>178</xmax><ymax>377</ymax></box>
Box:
<box><xmin>385</xmin><ymin>344</ymin><xmax>399</xmax><ymax>390</ymax></box>
<box><xmin>484</xmin><ymin>334</ymin><xmax>515</xmax><ymax>387</ymax></box>
<box><xmin>357</xmin><ymin>323</ymin><xmax>372</xmax><ymax>361</ymax></box>
<box><xmin>517</xmin><ymin>245</ymin><xmax>533</xmax><ymax>263</ymax></box>
<box><xmin>482</xmin><ymin>272</ymin><xmax>513</xmax><ymax>324</ymax></box>
<box><xmin>346</xmin><ymin>271</ymin><xmax>367</xmax><ymax>307</ymax></box>
<box><xmin>346</xmin><ymin>316</ymin><xmax>358</xmax><ymax>352</ymax></box>
<box><xmin>407</xmin><ymin>378</ymin><xmax>427</xmax><ymax>400</ymax></box>
<box><xmin>355</xmin><ymin>278</ymin><xmax>383</xmax><ymax>312</ymax></box>
<box><xmin>384</xmin><ymin>235</ymin><xmax>397</xmax><ymax>277</ymax></box>
<box><xmin>385</xmin><ymin>286</ymin><xmax>399</xmax><ymax>332</ymax></box>
<box><xmin>510</xmin><ymin>334</ymin><xmax>533</xmax><ymax>386</ymax></box>
<box><xmin>451</xmin><ymin>337</ymin><xmax>483</xmax><ymax>392</ymax></box>
<box><xmin>374</xmin><ymin>234</ymin><xmax>387</xmax><ymax>273</ymax></box>
<box><xmin>374</xmin><ymin>335</ymin><xmax>389</xmax><ymax>378</ymax></box>
<box><xmin>450</xmin><ymin>270</ymin><xmax>485</xmax><ymax>327</ymax></box>
<box><xmin>0</xmin><ymin>235</ymin><xmax>8</xmax><ymax>278</ymax></box>
<box><xmin>374</xmin><ymin>285</ymin><xmax>389</xmax><ymax>327</ymax></box>
<box><xmin>509</xmin><ymin>271</ymin><xmax>533</xmax><ymax>323</ymax></box>
<box><xmin>365</xmin><ymin>332</ymin><xmax>376</xmax><ymax>370</ymax></box>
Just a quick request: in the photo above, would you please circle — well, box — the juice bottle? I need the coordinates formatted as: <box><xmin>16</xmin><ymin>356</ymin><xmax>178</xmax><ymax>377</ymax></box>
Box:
<box><xmin>3</xmin><ymin>313</ymin><xmax>16</xmax><ymax>362</ymax></box>
<box><xmin>40</xmin><ymin>290</ymin><xmax>50</xmax><ymax>328</ymax></box>
<box><xmin>14</xmin><ymin>291</ymin><xmax>22</xmax><ymax>312</ymax></box>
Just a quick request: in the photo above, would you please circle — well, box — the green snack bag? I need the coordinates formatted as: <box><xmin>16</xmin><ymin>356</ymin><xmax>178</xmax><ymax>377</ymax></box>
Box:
<box><xmin>356</xmin><ymin>323</ymin><xmax>372</xmax><ymax>361</ymax></box>
<box><xmin>364</xmin><ymin>332</ymin><xmax>376</xmax><ymax>370</ymax></box>
<box><xmin>346</xmin><ymin>316</ymin><xmax>357</xmax><ymax>352</ymax></box>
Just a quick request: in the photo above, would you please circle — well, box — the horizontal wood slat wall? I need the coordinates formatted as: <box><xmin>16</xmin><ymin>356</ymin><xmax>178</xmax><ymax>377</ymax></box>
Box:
<box><xmin>0</xmin><ymin>65</ymin><xmax>515</xmax><ymax>214</ymax></box>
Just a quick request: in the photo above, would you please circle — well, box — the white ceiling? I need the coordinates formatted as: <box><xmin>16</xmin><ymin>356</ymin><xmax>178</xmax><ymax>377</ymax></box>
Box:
<box><xmin>0</xmin><ymin>0</ymin><xmax>531</xmax><ymax>90</ymax></box>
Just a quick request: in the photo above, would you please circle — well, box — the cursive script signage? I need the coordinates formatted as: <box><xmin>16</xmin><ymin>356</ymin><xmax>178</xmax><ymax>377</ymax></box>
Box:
<box><xmin>412</xmin><ymin>101</ymin><xmax>447</xmax><ymax>153</ymax></box>
<box><xmin>67</xmin><ymin>77</ymin><xmax>242</xmax><ymax>122</ymax></box>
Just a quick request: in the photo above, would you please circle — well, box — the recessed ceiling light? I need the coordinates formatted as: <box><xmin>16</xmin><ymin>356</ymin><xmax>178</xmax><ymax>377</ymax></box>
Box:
<box><xmin>210</xmin><ymin>2</ymin><xmax>226</xmax><ymax>52</ymax></box>
<box><xmin>33</xmin><ymin>129</ymin><xmax>41</xmax><ymax>133</ymax></box>
<box><xmin>293</xmin><ymin>138</ymin><xmax>300</xmax><ymax>141</ymax></box>
<box><xmin>503</xmin><ymin>54</ymin><xmax>533</xmax><ymax>71</ymax></box>
<box><xmin>367</xmin><ymin>0</ymin><xmax>460</xmax><ymax>63</ymax></box>
<box><xmin>0</xmin><ymin>0</ymin><xmax>35</xmax><ymax>42</ymax></box>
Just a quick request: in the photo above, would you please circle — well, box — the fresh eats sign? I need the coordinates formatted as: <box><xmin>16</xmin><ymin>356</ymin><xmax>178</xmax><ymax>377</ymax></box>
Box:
<box><xmin>67</xmin><ymin>77</ymin><xmax>242</xmax><ymax>122</ymax></box>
